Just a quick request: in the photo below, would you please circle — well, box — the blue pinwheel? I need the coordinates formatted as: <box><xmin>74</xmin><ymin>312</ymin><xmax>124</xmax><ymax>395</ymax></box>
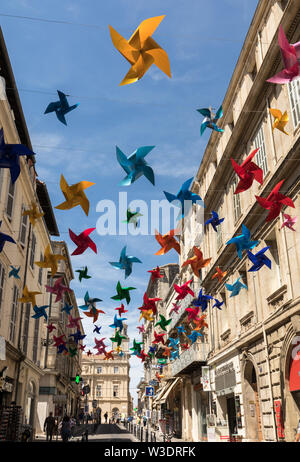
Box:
<box><xmin>168</xmin><ymin>337</ymin><xmax>180</xmax><ymax>349</ymax></box>
<box><xmin>109</xmin><ymin>315</ymin><xmax>127</xmax><ymax>333</ymax></box>
<box><xmin>212</xmin><ymin>298</ymin><xmax>224</xmax><ymax>310</ymax></box>
<box><xmin>9</xmin><ymin>265</ymin><xmax>20</xmax><ymax>279</ymax></box>
<box><xmin>79</xmin><ymin>291</ymin><xmax>102</xmax><ymax>310</ymax></box>
<box><xmin>164</xmin><ymin>177</ymin><xmax>205</xmax><ymax>219</ymax></box>
<box><xmin>188</xmin><ymin>330</ymin><xmax>203</xmax><ymax>344</ymax></box>
<box><xmin>197</xmin><ymin>105</ymin><xmax>224</xmax><ymax>136</ymax></box>
<box><xmin>205</xmin><ymin>210</ymin><xmax>224</xmax><ymax>232</ymax></box>
<box><xmin>61</xmin><ymin>302</ymin><xmax>74</xmax><ymax>315</ymax></box>
<box><xmin>0</xmin><ymin>221</ymin><xmax>16</xmax><ymax>252</ymax></box>
<box><xmin>57</xmin><ymin>344</ymin><xmax>68</xmax><ymax>354</ymax></box>
<box><xmin>116</xmin><ymin>145</ymin><xmax>155</xmax><ymax>186</ymax></box>
<box><xmin>226</xmin><ymin>224</ymin><xmax>259</xmax><ymax>259</ymax></box>
<box><xmin>247</xmin><ymin>247</ymin><xmax>271</xmax><ymax>272</ymax></box>
<box><xmin>177</xmin><ymin>324</ymin><xmax>186</xmax><ymax>335</ymax></box>
<box><xmin>170</xmin><ymin>349</ymin><xmax>180</xmax><ymax>361</ymax></box>
<box><xmin>93</xmin><ymin>325</ymin><xmax>102</xmax><ymax>334</ymax></box>
<box><xmin>109</xmin><ymin>246</ymin><xmax>142</xmax><ymax>279</ymax></box>
<box><xmin>225</xmin><ymin>277</ymin><xmax>248</xmax><ymax>297</ymax></box>
<box><xmin>32</xmin><ymin>305</ymin><xmax>49</xmax><ymax>320</ymax></box>
<box><xmin>0</xmin><ymin>128</ymin><xmax>35</xmax><ymax>183</ymax></box>
<box><xmin>69</xmin><ymin>330</ymin><xmax>86</xmax><ymax>344</ymax></box>
<box><xmin>192</xmin><ymin>289</ymin><xmax>213</xmax><ymax>312</ymax></box>
<box><xmin>44</xmin><ymin>90</ymin><xmax>79</xmax><ymax>125</ymax></box>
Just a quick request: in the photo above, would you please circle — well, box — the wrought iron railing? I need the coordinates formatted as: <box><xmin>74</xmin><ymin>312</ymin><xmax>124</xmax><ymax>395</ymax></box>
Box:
<box><xmin>171</xmin><ymin>340</ymin><xmax>209</xmax><ymax>376</ymax></box>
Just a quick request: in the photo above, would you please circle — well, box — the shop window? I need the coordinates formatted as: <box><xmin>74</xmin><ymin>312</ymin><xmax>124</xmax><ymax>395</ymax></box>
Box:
<box><xmin>288</xmin><ymin>79</ymin><xmax>300</xmax><ymax>129</ymax></box>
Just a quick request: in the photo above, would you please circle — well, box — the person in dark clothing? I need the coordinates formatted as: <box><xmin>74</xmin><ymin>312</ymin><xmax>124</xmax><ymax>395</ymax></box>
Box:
<box><xmin>104</xmin><ymin>412</ymin><xmax>108</xmax><ymax>423</ymax></box>
<box><xmin>61</xmin><ymin>415</ymin><xmax>71</xmax><ymax>442</ymax></box>
<box><xmin>44</xmin><ymin>412</ymin><xmax>56</xmax><ymax>442</ymax></box>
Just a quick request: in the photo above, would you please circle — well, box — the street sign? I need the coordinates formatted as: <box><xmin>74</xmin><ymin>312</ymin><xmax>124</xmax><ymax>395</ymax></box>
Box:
<box><xmin>145</xmin><ymin>386</ymin><xmax>154</xmax><ymax>397</ymax></box>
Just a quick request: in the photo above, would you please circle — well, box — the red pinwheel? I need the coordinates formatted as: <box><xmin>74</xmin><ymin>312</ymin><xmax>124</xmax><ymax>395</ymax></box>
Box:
<box><xmin>140</xmin><ymin>292</ymin><xmax>162</xmax><ymax>315</ymax></box>
<box><xmin>79</xmin><ymin>344</ymin><xmax>86</xmax><ymax>351</ymax></box>
<box><xmin>66</xmin><ymin>315</ymin><xmax>83</xmax><ymax>330</ymax></box>
<box><xmin>152</xmin><ymin>330</ymin><xmax>166</xmax><ymax>345</ymax></box>
<box><xmin>148</xmin><ymin>266</ymin><xmax>163</xmax><ymax>281</ymax></box>
<box><xmin>69</xmin><ymin>227</ymin><xmax>97</xmax><ymax>256</ymax></box>
<box><xmin>84</xmin><ymin>307</ymin><xmax>105</xmax><ymax>323</ymax></box>
<box><xmin>94</xmin><ymin>338</ymin><xmax>106</xmax><ymax>350</ymax></box>
<box><xmin>181</xmin><ymin>343</ymin><xmax>190</xmax><ymax>351</ymax></box>
<box><xmin>47</xmin><ymin>323</ymin><xmax>56</xmax><ymax>333</ymax></box>
<box><xmin>231</xmin><ymin>148</ymin><xmax>263</xmax><ymax>194</ymax></box>
<box><xmin>115</xmin><ymin>303</ymin><xmax>128</xmax><ymax>317</ymax></box>
<box><xmin>45</xmin><ymin>277</ymin><xmax>72</xmax><ymax>302</ymax></box>
<box><xmin>255</xmin><ymin>179</ymin><xmax>295</xmax><ymax>222</ymax></box>
<box><xmin>138</xmin><ymin>349</ymin><xmax>149</xmax><ymax>362</ymax></box>
<box><xmin>87</xmin><ymin>350</ymin><xmax>93</xmax><ymax>356</ymax></box>
<box><xmin>174</xmin><ymin>279</ymin><xmax>194</xmax><ymax>301</ymax></box>
<box><xmin>53</xmin><ymin>334</ymin><xmax>66</xmax><ymax>347</ymax></box>
<box><xmin>185</xmin><ymin>306</ymin><xmax>200</xmax><ymax>323</ymax></box>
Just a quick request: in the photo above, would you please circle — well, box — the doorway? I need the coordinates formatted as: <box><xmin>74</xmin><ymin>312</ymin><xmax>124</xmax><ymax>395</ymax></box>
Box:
<box><xmin>226</xmin><ymin>396</ymin><xmax>237</xmax><ymax>436</ymax></box>
<box><xmin>243</xmin><ymin>361</ymin><xmax>263</xmax><ymax>441</ymax></box>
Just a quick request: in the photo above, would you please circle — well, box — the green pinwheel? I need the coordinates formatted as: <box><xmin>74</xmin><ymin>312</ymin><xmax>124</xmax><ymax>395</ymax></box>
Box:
<box><xmin>110</xmin><ymin>330</ymin><xmax>126</xmax><ymax>347</ymax></box>
<box><xmin>122</xmin><ymin>208</ymin><xmax>143</xmax><ymax>228</ymax></box>
<box><xmin>111</xmin><ymin>281</ymin><xmax>136</xmax><ymax>305</ymax></box>
<box><xmin>76</xmin><ymin>266</ymin><xmax>91</xmax><ymax>282</ymax></box>
<box><xmin>130</xmin><ymin>339</ymin><xmax>143</xmax><ymax>355</ymax></box>
<box><xmin>68</xmin><ymin>347</ymin><xmax>78</xmax><ymax>357</ymax></box>
<box><xmin>155</xmin><ymin>314</ymin><xmax>172</xmax><ymax>331</ymax></box>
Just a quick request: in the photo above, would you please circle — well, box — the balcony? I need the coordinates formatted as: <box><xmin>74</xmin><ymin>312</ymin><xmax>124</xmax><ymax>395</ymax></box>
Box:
<box><xmin>169</xmin><ymin>293</ymin><xmax>195</xmax><ymax>330</ymax></box>
<box><xmin>171</xmin><ymin>340</ymin><xmax>209</xmax><ymax>376</ymax></box>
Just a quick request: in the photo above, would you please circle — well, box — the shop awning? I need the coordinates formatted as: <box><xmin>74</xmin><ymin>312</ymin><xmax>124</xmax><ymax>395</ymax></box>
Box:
<box><xmin>152</xmin><ymin>382</ymin><xmax>170</xmax><ymax>406</ymax></box>
<box><xmin>289</xmin><ymin>351</ymin><xmax>300</xmax><ymax>392</ymax></box>
<box><xmin>158</xmin><ymin>377</ymin><xmax>181</xmax><ymax>404</ymax></box>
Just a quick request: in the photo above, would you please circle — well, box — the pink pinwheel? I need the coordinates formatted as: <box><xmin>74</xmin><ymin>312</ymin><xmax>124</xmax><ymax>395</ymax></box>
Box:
<box><xmin>281</xmin><ymin>213</ymin><xmax>297</xmax><ymax>231</ymax></box>
<box><xmin>231</xmin><ymin>148</ymin><xmax>263</xmax><ymax>194</ymax></box>
<box><xmin>255</xmin><ymin>179</ymin><xmax>295</xmax><ymax>222</ymax></box>
<box><xmin>137</xmin><ymin>325</ymin><xmax>145</xmax><ymax>334</ymax></box>
<box><xmin>45</xmin><ymin>277</ymin><xmax>72</xmax><ymax>302</ymax></box>
<box><xmin>170</xmin><ymin>303</ymin><xmax>181</xmax><ymax>316</ymax></box>
<box><xmin>185</xmin><ymin>306</ymin><xmax>200</xmax><ymax>323</ymax></box>
<box><xmin>267</xmin><ymin>25</ymin><xmax>300</xmax><ymax>84</ymax></box>
<box><xmin>69</xmin><ymin>227</ymin><xmax>97</xmax><ymax>256</ymax></box>
<box><xmin>66</xmin><ymin>315</ymin><xmax>83</xmax><ymax>330</ymax></box>
<box><xmin>174</xmin><ymin>279</ymin><xmax>194</xmax><ymax>301</ymax></box>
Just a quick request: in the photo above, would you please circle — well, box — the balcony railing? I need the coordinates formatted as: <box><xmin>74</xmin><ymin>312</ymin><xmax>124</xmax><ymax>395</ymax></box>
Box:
<box><xmin>168</xmin><ymin>293</ymin><xmax>194</xmax><ymax>330</ymax></box>
<box><xmin>171</xmin><ymin>340</ymin><xmax>209</xmax><ymax>376</ymax></box>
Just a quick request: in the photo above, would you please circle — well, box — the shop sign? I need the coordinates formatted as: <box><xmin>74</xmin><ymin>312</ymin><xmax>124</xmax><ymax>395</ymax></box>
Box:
<box><xmin>201</xmin><ymin>366</ymin><xmax>211</xmax><ymax>391</ymax></box>
<box><xmin>274</xmin><ymin>400</ymin><xmax>285</xmax><ymax>439</ymax></box>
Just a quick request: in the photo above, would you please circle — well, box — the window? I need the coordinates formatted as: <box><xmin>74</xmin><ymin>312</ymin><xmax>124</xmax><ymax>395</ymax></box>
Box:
<box><xmin>9</xmin><ymin>286</ymin><xmax>19</xmax><ymax>343</ymax></box>
<box><xmin>288</xmin><ymin>80</ymin><xmax>300</xmax><ymax>129</ymax></box>
<box><xmin>22</xmin><ymin>303</ymin><xmax>31</xmax><ymax>354</ymax></box>
<box><xmin>253</xmin><ymin>125</ymin><xmax>268</xmax><ymax>176</ymax></box>
<box><xmin>216</xmin><ymin>206</ymin><xmax>223</xmax><ymax>250</ymax></box>
<box><xmin>0</xmin><ymin>168</ymin><xmax>3</xmax><ymax>197</ymax></box>
<box><xmin>32</xmin><ymin>317</ymin><xmax>39</xmax><ymax>363</ymax></box>
<box><xmin>96</xmin><ymin>385</ymin><xmax>102</xmax><ymax>397</ymax></box>
<box><xmin>6</xmin><ymin>178</ymin><xmax>15</xmax><ymax>221</ymax></box>
<box><xmin>19</xmin><ymin>205</ymin><xmax>28</xmax><ymax>247</ymax></box>
<box><xmin>0</xmin><ymin>263</ymin><xmax>5</xmax><ymax>325</ymax></box>
<box><xmin>30</xmin><ymin>233</ymin><xmax>36</xmax><ymax>269</ymax></box>
<box><xmin>114</xmin><ymin>367</ymin><xmax>119</xmax><ymax>374</ymax></box>
<box><xmin>113</xmin><ymin>385</ymin><xmax>119</xmax><ymax>397</ymax></box>
<box><xmin>97</xmin><ymin>367</ymin><xmax>102</xmax><ymax>374</ymax></box>
<box><xmin>232</xmin><ymin>178</ymin><xmax>242</xmax><ymax>222</ymax></box>
<box><xmin>38</xmin><ymin>253</ymin><xmax>43</xmax><ymax>286</ymax></box>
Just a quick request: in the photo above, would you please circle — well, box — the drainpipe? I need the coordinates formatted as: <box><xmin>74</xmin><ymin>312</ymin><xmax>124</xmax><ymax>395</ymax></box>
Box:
<box><xmin>262</xmin><ymin>321</ymin><xmax>278</xmax><ymax>442</ymax></box>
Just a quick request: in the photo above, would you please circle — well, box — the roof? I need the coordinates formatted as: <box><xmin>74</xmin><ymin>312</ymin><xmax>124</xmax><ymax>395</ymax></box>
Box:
<box><xmin>36</xmin><ymin>179</ymin><xmax>59</xmax><ymax>236</ymax></box>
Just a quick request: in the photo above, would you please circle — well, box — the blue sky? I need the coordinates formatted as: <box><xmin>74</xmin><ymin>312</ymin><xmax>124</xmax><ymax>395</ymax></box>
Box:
<box><xmin>0</xmin><ymin>0</ymin><xmax>258</xmax><ymax>403</ymax></box>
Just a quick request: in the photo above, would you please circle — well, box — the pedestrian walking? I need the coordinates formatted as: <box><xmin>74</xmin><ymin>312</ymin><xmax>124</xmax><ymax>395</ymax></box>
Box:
<box><xmin>44</xmin><ymin>412</ymin><xmax>56</xmax><ymax>442</ymax></box>
<box><xmin>61</xmin><ymin>415</ymin><xmax>71</xmax><ymax>442</ymax></box>
<box><xmin>104</xmin><ymin>412</ymin><xmax>108</xmax><ymax>423</ymax></box>
<box><xmin>143</xmin><ymin>416</ymin><xmax>147</xmax><ymax>427</ymax></box>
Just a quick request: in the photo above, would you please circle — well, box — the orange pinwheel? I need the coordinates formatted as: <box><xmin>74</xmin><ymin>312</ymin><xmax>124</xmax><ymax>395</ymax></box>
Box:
<box><xmin>182</xmin><ymin>246</ymin><xmax>211</xmax><ymax>277</ymax></box>
<box><xmin>163</xmin><ymin>346</ymin><xmax>172</xmax><ymax>357</ymax></box>
<box><xmin>55</xmin><ymin>174</ymin><xmax>95</xmax><ymax>216</ymax></box>
<box><xmin>212</xmin><ymin>266</ymin><xmax>227</xmax><ymax>283</ymax></box>
<box><xmin>84</xmin><ymin>307</ymin><xmax>105</xmax><ymax>323</ymax></box>
<box><xmin>155</xmin><ymin>229</ymin><xmax>180</xmax><ymax>255</ymax></box>
<box><xmin>35</xmin><ymin>244</ymin><xmax>66</xmax><ymax>277</ymax></box>
<box><xmin>109</xmin><ymin>15</ymin><xmax>171</xmax><ymax>86</ymax></box>
<box><xmin>22</xmin><ymin>202</ymin><xmax>44</xmax><ymax>226</ymax></box>
<box><xmin>193</xmin><ymin>314</ymin><xmax>209</xmax><ymax>331</ymax></box>
<box><xmin>269</xmin><ymin>108</ymin><xmax>289</xmax><ymax>135</ymax></box>
<box><xmin>104</xmin><ymin>350</ymin><xmax>114</xmax><ymax>361</ymax></box>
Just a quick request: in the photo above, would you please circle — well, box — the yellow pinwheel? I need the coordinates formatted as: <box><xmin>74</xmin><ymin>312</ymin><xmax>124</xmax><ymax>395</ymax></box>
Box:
<box><xmin>139</xmin><ymin>308</ymin><xmax>154</xmax><ymax>322</ymax></box>
<box><xmin>269</xmin><ymin>108</ymin><xmax>289</xmax><ymax>135</ymax></box>
<box><xmin>19</xmin><ymin>285</ymin><xmax>41</xmax><ymax>307</ymax></box>
<box><xmin>22</xmin><ymin>202</ymin><xmax>44</xmax><ymax>226</ymax></box>
<box><xmin>109</xmin><ymin>15</ymin><xmax>171</xmax><ymax>86</ymax></box>
<box><xmin>55</xmin><ymin>174</ymin><xmax>95</xmax><ymax>216</ymax></box>
<box><xmin>35</xmin><ymin>244</ymin><xmax>66</xmax><ymax>277</ymax></box>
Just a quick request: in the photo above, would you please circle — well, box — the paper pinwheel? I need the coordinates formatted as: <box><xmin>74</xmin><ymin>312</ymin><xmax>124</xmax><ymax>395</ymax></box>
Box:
<box><xmin>212</xmin><ymin>266</ymin><xmax>227</xmax><ymax>283</ymax></box>
<box><xmin>139</xmin><ymin>309</ymin><xmax>154</xmax><ymax>322</ymax></box>
<box><xmin>197</xmin><ymin>105</ymin><xmax>224</xmax><ymax>136</ymax></box>
<box><xmin>281</xmin><ymin>213</ymin><xmax>297</xmax><ymax>231</ymax></box>
<box><xmin>193</xmin><ymin>314</ymin><xmax>209</xmax><ymax>330</ymax></box>
<box><xmin>109</xmin><ymin>15</ymin><xmax>171</xmax><ymax>86</ymax></box>
<box><xmin>138</xmin><ymin>349</ymin><xmax>149</xmax><ymax>363</ymax></box>
<box><xmin>22</xmin><ymin>202</ymin><xmax>44</xmax><ymax>227</ymax></box>
<box><xmin>140</xmin><ymin>292</ymin><xmax>162</xmax><ymax>315</ymax></box>
<box><xmin>255</xmin><ymin>180</ymin><xmax>295</xmax><ymax>222</ymax></box>
<box><xmin>9</xmin><ymin>265</ymin><xmax>20</xmax><ymax>279</ymax></box>
<box><xmin>123</xmin><ymin>209</ymin><xmax>143</xmax><ymax>228</ymax></box>
<box><xmin>19</xmin><ymin>285</ymin><xmax>41</xmax><ymax>307</ymax></box>
<box><xmin>87</xmin><ymin>350</ymin><xmax>93</xmax><ymax>357</ymax></box>
<box><xmin>57</xmin><ymin>344</ymin><xmax>68</xmax><ymax>355</ymax></box>
<box><xmin>163</xmin><ymin>346</ymin><xmax>172</xmax><ymax>358</ymax></box>
<box><xmin>212</xmin><ymin>298</ymin><xmax>224</xmax><ymax>310</ymax></box>
<box><xmin>44</xmin><ymin>90</ymin><xmax>79</xmax><ymax>125</ymax></box>
<box><xmin>231</xmin><ymin>148</ymin><xmax>263</xmax><ymax>194</ymax></box>
<box><xmin>116</xmin><ymin>145</ymin><xmax>155</xmax><ymax>186</ymax></box>
<box><xmin>104</xmin><ymin>351</ymin><xmax>114</xmax><ymax>361</ymax></box>
<box><xmin>177</xmin><ymin>324</ymin><xmax>186</xmax><ymax>335</ymax></box>
<box><xmin>61</xmin><ymin>302</ymin><xmax>73</xmax><ymax>315</ymax></box>
<box><xmin>45</xmin><ymin>277</ymin><xmax>71</xmax><ymax>302</ymax></box>
<box><xmin>55</xmin><ymin>174</ymin><xmax>94</xmax><ymax>216</ymax></box>
<box><xmin>130</xmin><ymin>339</ymin><xmax>143</xmax><ymax>355</ymax></box>
<box><xmin>148</xmin><ymin>345</ymin><xmax>156</xmax><ymax>356</ymax></box>
<box><xmin>53</xmin><ymin>335</ymin><xmax>66</xmax><ymax>348</ymax></box>
<box><xmin>79</xmin><ymin>291</ymin><xmax>102</xmax><ymax>310</ymax></box>
<box><xmin>164</xmin><ymin>177</ymin><xmax>204</xmax><ymax>219</ymax></box>
<box><xmin>46</xmin><ymin>323</ymin><xmax>56</xmax><ymax>333</ymax></box>
<box><xmin>93</xmin><ymin>325</ymin><xmax>102</xmax><ymax>334</ymax></box>
<box><xmin>94</xmin><ymin>338</ymin><xmax>106</xmax><ymax>350</ymax></box>
<box><xmin>70</xmin><ymin>330</ymin><xmax>86</xmax><ymax>345</ymax></box>
<box><xmin>225</xmin><ymin>277</ymin><xmax>248</xmax><ymax>297</ymax></box>
<box><xmin>170</xmin><ymin>303</ymin><xmax>181</xmax><ymax>316</ymax></box>
<box><xmin>226</xmin><ymin>224</ymin><xmax>259</xmax><ymax>259</ymax></box>
<box><xmin>185</xmin><ymin>306</ymin><xmax>200</xmax><ymax>323</ymax></box>
<box><xmin>69</xmin><ymin>228</ymin><xmax>97</xmax><ymax>256</ymax></box>
<box><xmin>35</xmin><ymin>244</ymin><xmax>66</xmax><ymax>278</ymax></box>
<box><xmin>155</xmin><ymin>229</ymin><xmax>180</xmax><ymax>255</ymax></box>
<box><xmin>170</xmin><ymin>349</ymin><xmax>179</xmax><ymax>360</ymax></box>
<box><xmin>174</xmin><ymin>279</ymin><xmax>194</xmax><ymax>301</ymax></box>
<box><xmin>110</xmin><ymin>330</ymin><xmax>127</xmax><ymax>347</ymax></box>
<box><xmin>0</xmin><ymin>128</ymin><xmax>35</xmax><ymax>183</ymax></box>
<box><xmin>85</xmin><ymin>307</ymin><xmax>105</xmax><ymax>323</ymax></box>
<box><xmin>205</xmin><ymin>210</ymin><xmax>224</xmax><ymax>232</ymax></box>
<box><xmin>79</xmin><ymin>344</ymin><xmax>86</xmax><ymax>352</ymax></box>
<box><xmin>155</xmin><ymin>314</ymin><xmax>172</xmax><ymax>332</ymax></box>
<box><xmin>111</xmin><ymin>281</ymin><xmax>136</xmax><ymax>305</ymax></box>
<box><xmin>32</xmin><ymin>305</ymin><xmax>49</xmax><ymax>320</ymax></box>
<box><xmin>148</xmin><ymin>266</ymin><xmax>163</xmax><ymax>281</ymax></box>
<box><xmin>152</xmin><ymin>331</ymin><xmax>166</xmax><ymax>345</ymax></box>
<box><xmin>269</xmin><ymin>108</ymin><xmax>289</xmax><ymax>135</ymax></box>
<box><xmin>182</xmin><ymin>246</ymin><xmax>211</xmax><ymax>277</ymax></box>
<box><xmin>109</xmin><ymin>246</ymin><xmax>142</xmax><ymax>278</ymax></box>
<box><xmin>0</xmin><ymin>221</ymin><xmax>16</xmax><ymax>252</ymax></box>
<box><xmin>115</xmin><ymin>303</ymin><xmax>128</xmax><ymax>317</ymax></box>
<box><xmin>66</xmin><ymin>315</ymin><xmax>83</xmax><ymax>330</ymax></box>
<box><xmin>137</xmin><ymin>325</ymin><xmax>145</xmax><ymax>334</ymax></box>
<box><xmin>68</xmin><ymin>347</ymin><xmax>78</xmax><ymax>358</ymax></box>
<box><xmin>181</xmin><ymin>343</ymin><xmax>189</xmax><ymax>351</ymax></box>
<box><xmin>267</xmin><ymin>25</ymin><xmax>300</xmax><ymax>84</ymax></box>
<box><xmin>109</xmin><ymin>315</ymin><xmax>127</xmax><ymax>333</ymax></box>
<box><xmin>247</xmin><ymin>247</ymin><xmax>271</xmax><ymax>272</ymax></box>
<box><xmin>188</xmin><ymin>330</ymin><xmax>202</xmax><ymax>344</ymax></box>
<box><xmin>156</xmin><ymin>372</ymin><xmax>164</xmax><ymax>382</ymax></box>
<box><xmin>168</xmin><ymin>337</ymin><xmax>179</xmax><ymax>349</ymax></box>
<box><xmin>192</xmin><ymin>289</ymin><xmax>213</xmax><ymax>312</ymax></box>
<box><xmin>76</xmin><ymin>266</ymin><xmax>91</xmax><ymax>282</ymax></box>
